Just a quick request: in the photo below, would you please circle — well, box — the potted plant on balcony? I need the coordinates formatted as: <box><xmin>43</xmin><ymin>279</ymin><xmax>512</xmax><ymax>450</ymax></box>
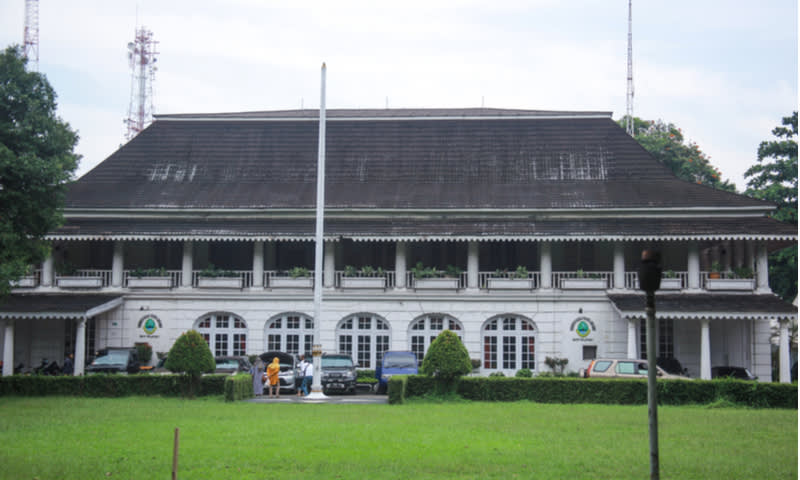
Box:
<box><xmin>487</xmin><ymin>266</ymin><xmax>533</xmax><ymax>290</ymax></box>
<box><xmin>341</xmin><ymin>265</ymin><xmax>386</xmax><ymax>289</ymax></box>
<box><xmin>56</xmin><ymin>261</ymin><xmax>103</xmax><ymax>288</ymax></box>
<box><xmin>412</xmin><ymin>262</ymin><xmax>460</xmax><ymax>290</ymax></box>
<box><xmin>197</xmin><ymin>264</ymin><xmax>242</xmax><ymax>288</ymax></box>
<box><xmin>127</xmin><ymin>267</ymin><xmax>172</xmax><ymax>288</ymax></box>
<box><xmin>659</xmin><ymin>270</ymin><xmax>682</xmax><ymax>290</ymax></box>
<box><xmin>708</xmin><ymin>261</ymin><xmax>723</xmax><ymax>279</ymax></box>
<box><xmin>561</xmin><ymin>269</ymin><xmax>607</xmax><ymax>289</ymax></box>
<box><xmin>707</xmin><ymin>265</ymin><xmax>754</xmax><ymax>291</ymax></box>
<box><xmin>271</xmin><ymin>266</ymin><xmax>313</xmax><ymax>288</ymax></box>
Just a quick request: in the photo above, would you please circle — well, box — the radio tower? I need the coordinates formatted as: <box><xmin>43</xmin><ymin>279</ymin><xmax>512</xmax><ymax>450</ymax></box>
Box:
<box><xmin>125</xmin><ymin>27</ymin><xmax>158</xmax><ymax>141</ymax></box>
<box><xmin>625</xmin><ymin>0</ymin><xmax>634</xmax><ymax>136</ymax></box>
<box><xmin>23</xmin><ymin>0</ymin><xmax>39</xmax><ymax>70</ymax></box>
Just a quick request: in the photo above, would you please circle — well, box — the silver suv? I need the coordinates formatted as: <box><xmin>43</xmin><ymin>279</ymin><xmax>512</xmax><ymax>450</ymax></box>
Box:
<box><xmin>584</xmin><ymin>358</ymin><xmax>688</xmax><ymax>380</ymax></box>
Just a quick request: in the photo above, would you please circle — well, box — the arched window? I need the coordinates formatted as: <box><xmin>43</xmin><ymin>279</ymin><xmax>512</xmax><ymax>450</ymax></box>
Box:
<box><xmin>408</xmin><ymin>314</ymin><xmax>463</xmax><ymax>363</ymax></box>
<box><xmin>264</xmin><ymin>313</ymin><xmax>314</xmax><ymax>356</ymax></box>
<box><xmin>481</xmin><ymin>315</ymin><xmax>536</xmax><ymax>372</ymax></box>
<box><xmin>195</xmin><ymin>312</ymin><xmax>248</xmax><ymax>357</ymax></box>
<box><xmin>336</xmin><ymin>313</ymin><xmax>390</xmax><ymax>368</ymax></box>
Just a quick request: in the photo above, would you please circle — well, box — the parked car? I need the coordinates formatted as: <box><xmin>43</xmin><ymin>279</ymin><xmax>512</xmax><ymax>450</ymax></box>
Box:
<box><xmin>214</xmin><ymin>356</ymin><xmax>252</xmax><ymax>375</ymax></box>
<box><xmin>259</xmin><ymin>352</ymin><xmax>300</xmax><ymax>393</ymax></box>
<box><xmin>86</xmin><ymin>347</ymin><xmax>141</xmax><ymax>375</ymax></box>
<box><xmin>375</xmin><ymin>351</ymin><xmax>419</xmax><ymax>394</ymax></box>
<box><xmin>711</xmin><ymin>366</ymin><xmax>756</xmax><ymax>381</ymax></box>
<box><xmin>321</xmin><ymin>354</ymin><xmax>358</xmax><ymax>394</ymax></box>
<box><xmin>584</xmin><ymin>358</ymin><xmax>688</xmax><ymax>380</ymax></box>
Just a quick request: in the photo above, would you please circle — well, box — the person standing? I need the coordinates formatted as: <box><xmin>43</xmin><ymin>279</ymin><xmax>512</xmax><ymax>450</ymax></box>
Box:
<box><xmin>299</xmin><ymin>354</ymin><xmax>313</xmax><ymax>396</ymax></box>
<box><xmin>62</xmin><ymin>354</ymin><xmax>74</xmax><ymax>375</ymax></box>
<box><xmin>266</xmin><ymin>357</ymin><xmax>281</xmax><ymax>398</ymax></box>
<box><xmin>250</xmin><ymin>358</ymin><xmax>264</xmax><ymax>397</ymax></box>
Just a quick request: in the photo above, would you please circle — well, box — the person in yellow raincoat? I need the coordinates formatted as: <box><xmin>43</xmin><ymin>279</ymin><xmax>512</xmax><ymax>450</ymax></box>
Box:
<box><xmin>266</xmin><ymin>357</ymin><xmax>281</xmax><ymax>398</ymax></box>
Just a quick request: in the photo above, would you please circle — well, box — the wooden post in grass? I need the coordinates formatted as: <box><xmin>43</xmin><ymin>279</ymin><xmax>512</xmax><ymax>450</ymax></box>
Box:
<box><xmin>639</xmin><ymin>249</ymin><xmax>662</xmax><ymax>480</ymax></box>
<box><xmin>172</xmin><ymin>427</ymin><xmax>180</xmax><ymax>480</ymax></box>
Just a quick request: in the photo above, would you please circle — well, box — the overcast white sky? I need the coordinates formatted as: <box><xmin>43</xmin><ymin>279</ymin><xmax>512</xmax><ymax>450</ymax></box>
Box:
<box><xmin>1</xmin><ymin>1</ymin><xmax>797</xmax><ymax>189</ymax></box>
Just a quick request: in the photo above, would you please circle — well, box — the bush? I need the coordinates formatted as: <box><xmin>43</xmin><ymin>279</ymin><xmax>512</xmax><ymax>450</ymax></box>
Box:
<box><xmin>0</xmin><ymin>374</ymin><xmax>227</xmax><ymax>397</ymax></box>
<box><xmin>224</xmin><ymin>373</ymin><xmax>253</xmax><ymax>402</ymax></box>
<box><xmin>395</xmin><ymin>375</ymin><xmax>797</xmax><ymax>409</ymax></box>
<box><xmin>165</xmin><ymin>330</ymin><xmax>215</xmax><ymax>397</ymax></box>
<box><xmin>421</xmin><ymin>330</ymin><xmax>472</xmax><ymax>392</ymax></box>
<box><xmin>134</xmin><ymin>342</ymin><xmax>153</xmax><ymax>366</ymax></box>
<box><xmin>515</xmin><ymin>368</ymin><xmax>533</xmax><ymax>378</ymax></box>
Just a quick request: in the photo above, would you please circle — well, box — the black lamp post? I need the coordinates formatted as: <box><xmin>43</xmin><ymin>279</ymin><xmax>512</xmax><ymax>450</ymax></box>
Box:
<box><xmin>639</xmin><ymin>249</ymin><xmax>662</xmax><ymax>480</ymax></box>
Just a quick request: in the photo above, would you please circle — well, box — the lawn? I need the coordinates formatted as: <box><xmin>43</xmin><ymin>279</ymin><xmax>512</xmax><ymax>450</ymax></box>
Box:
<box><xmin>0</xmin><ymin>396</ymin><xmax>795</xmax><ymax>480</ymax></box>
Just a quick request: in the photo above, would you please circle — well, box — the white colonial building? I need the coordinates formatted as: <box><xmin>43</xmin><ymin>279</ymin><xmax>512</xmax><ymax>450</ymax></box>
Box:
<box><xmin>1</xmin><ymin>108</ymin><xmax>796</xmax><ymax>381</ymax></box>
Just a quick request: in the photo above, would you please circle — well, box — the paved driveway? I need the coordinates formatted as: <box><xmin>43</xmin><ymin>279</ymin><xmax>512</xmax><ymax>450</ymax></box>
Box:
<box><xmin>247</xmin><ymin>393</ymin><xmax>388</xmax><ymax>404</ymax></box>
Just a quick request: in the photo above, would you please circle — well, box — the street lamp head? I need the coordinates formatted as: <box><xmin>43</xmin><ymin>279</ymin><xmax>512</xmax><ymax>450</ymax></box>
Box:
<box><xmin>639</xmin><ymin>249</ymin><xmax>662</xmax><ymax>292</ymax></box>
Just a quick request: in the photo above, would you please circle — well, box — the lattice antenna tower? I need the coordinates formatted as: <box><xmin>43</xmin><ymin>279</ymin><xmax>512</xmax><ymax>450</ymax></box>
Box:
<box><xmin>125</xmin><ymin>27</ymin><xmax>158</xmax><ymax>141</ymax></box>
<box><xmin>625</xmin><ymin>0</ymin><xmax>634</xmax><ymax>136</ymax></box>
<box><xmin>23</xmin><ymin>0</ymin><xmax>39</xmax><ymax>70</ymax></box>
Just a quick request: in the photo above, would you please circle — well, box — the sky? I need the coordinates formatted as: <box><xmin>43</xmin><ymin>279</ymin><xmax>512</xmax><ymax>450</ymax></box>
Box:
<box><xmin>0</xmin><ymin>0</ymin><xmax>797</xmax><ymax>190</ymax></box>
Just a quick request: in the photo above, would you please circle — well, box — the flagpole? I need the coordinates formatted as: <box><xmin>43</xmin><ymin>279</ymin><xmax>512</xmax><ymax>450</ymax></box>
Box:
<box><xmin>309</xmin><ymin>62</ymin><xmax>327</xmax><ymax>398</ymax></box>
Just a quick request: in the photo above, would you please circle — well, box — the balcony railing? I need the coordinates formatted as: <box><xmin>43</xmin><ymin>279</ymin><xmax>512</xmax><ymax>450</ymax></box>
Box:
<box><xmin>13</xmin><ymin>267</ymin><xmax>758</xmax><ymax>293</ymax></box>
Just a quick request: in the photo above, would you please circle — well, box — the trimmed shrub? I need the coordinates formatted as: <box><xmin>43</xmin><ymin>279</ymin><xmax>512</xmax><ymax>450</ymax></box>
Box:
<box><xmin>165</xmin><ymin>330</ymin><xmax>215</xmax><ymax>397</ymax></box>
<box><xmin>0</xmin><ymin>374</ymin><xmax>226</xmax><ymax>397</ymax></box>
<box><xmin>515</xmin><ymin>368</ymin><xmax>533</xmax><ymax>378</ymax></box>
<box><xmin>224</xmin><ymin>373</ymin><xmax>253</xmax><ymax>402</ymax></box>
<box><xmin>421</xmin><ymin>330</ymin><xmax>471</xmax><ymax>392</ymax></box>
<box><xmin>387</xmin><ymin>375</ymin><xmax>407</xmax><ymax>404</ymax></box>
<box><xmin>397</xmin><ymin>375</ymin><xmax>797</xmax><ymax>409</ymax></box>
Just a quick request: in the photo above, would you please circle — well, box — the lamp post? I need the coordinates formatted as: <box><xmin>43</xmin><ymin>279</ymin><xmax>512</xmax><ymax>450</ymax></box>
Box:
<box><xmin>639</xmin><ymin>249</ymin><xmax>661</xmax><ymax>480</ymax></box>
<box><xmin>309</xmin><ymin>63</ymin><xmax>327</xmax><ymax>399</ymax></box>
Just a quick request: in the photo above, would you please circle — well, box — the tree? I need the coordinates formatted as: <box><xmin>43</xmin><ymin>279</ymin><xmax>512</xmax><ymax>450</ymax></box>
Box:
<box><xmin>619</xmin><ymin>116</ymin><xmax>736</xmax><ymax>192</ymax></box>
<box><xmin>421</xmin><ymin>330</ymin><xmax>472</xmax><ymax>392</ymax></box>
<box><xmin>165</xmin><ymin>330</ymin><xmax>216</xmax><ymax>397</ymax></box>
<box><xmin>0</xmin><ymin>45</ymin><xmax>79</xmax><ymax>299</ymax></box>
<box><xmin>744</xmin><ymin>112</ymin><xmax>797</xmax><ymax>303</ymax></box>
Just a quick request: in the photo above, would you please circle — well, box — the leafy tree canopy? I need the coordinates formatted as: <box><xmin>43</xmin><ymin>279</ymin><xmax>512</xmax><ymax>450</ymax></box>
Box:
<box><xmin>619</xmin><ymin>116</ymin><xmax>736</xmax><ymax>192</ymax></box>
<box><xmin>165</xmin><ymin>330</ymin><xmax>216</xmax><ymax>378</ymax></box>
<box><xmin>0</xmin><ymin>45</ymin><xmax>79</xmax><ymax>298</ymax></box>
<box><xmin>421</xmin><ymin>330</ymin><xmax>472</xmax><ymax>382</ymax></box>
<box><xmin>744</xmin><ymin>112</ymin><xmax>797</xmax><ymax>302</ymax></box>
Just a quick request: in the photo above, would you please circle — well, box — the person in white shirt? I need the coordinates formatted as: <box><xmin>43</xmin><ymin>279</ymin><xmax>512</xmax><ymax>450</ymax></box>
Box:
<box><xmin>299</xmin><ymin>354</ymin><xmax>313</xmax><ymax>396</ymax></box>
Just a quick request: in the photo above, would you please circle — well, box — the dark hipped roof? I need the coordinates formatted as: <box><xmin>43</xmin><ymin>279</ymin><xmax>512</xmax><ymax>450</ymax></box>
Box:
<box><xmin>609</xmin><ymin>293</ymin><xmax>797</xmax><ymax>321</ymax></box>
<box><xmin>0</xmin><ymin>294</ymin><xmax>123</xmax><ymax>320</ymax></box>
<box><xmin>66</xmin><ymin>108</ymin><xmax>771</xmax><ymax>211</ymax></box>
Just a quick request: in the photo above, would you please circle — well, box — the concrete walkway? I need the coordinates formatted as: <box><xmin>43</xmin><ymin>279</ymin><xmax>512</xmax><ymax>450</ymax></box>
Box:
<box><xmin>246</xmin><ymin>393</ymin><xmax>388</xmax><ymax>405</ymax></box>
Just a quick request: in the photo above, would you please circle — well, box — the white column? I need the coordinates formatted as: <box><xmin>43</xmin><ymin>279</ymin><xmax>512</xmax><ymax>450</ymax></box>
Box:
<box><xmin>111</xmin><ymin>241</ymin><xmax>124</xmax><ymax>288</ymax></box>
<box><xmin>779</xmin><ymin>319</ymin><xmax>791</xmax><ymax>383</ymax></box>
<box><xmin>700</xmin><ymin>319</ymin><xmax>711</xmax><ymax>380</ymax></box>
<box><xmin>323</xmin><ymin>242</ymin><xmax>336</xmax><ymax>288</ymax></box>
<box><xmin>181</xmin><ymin>241</ymin><xmax>193</xmax><ymax>288</ymax></box>
<box><xmin>467</xmin><ymin>241</ymin><xmax>479</xmax><ymax>291</ymax></box>
<box><xmin>74</xmin><ymin>318</ymin><xmax>86</xmax><ymax>376</ymax></box>
<box><xmin>627</xmin><ymin>318</ymin><xmax>638</xmax><ymax>359</ymax></box>
<box><xmin>539</xmin><ymin>242</ymin><xmax>552</xmax><ymax>289</ymax></box>
<box><xmin>395</xmin><ymin>241</ymin><xmax>407</xmax><ymax>289</ymax></box>
<box><xmin>41</xmin><ymin>254</ymin><xmax>54</xmax><ymax>287</ymax></box>
<box><xmin>755</xmin><ymin>243</ymin><xmax>770</xmax><ymax>293</ymax></box>
<box><xmin>2</xmin><ymin>321</ymin><xmax>14</xmax><ymax>376</ymax></box>
<box><xmin>613</xmin><ymin>243</ymin><xmax>625</xmax><ymax>290</ymax></box>
<box><xmin>687</xmin><ymin>242</ymin><xmax>701</xmax><ymax>291</ymax></box>
<box><xmin>251</xmin><ymin>241</ymin><xmax>264</xmax><ymax>289</ymax></box>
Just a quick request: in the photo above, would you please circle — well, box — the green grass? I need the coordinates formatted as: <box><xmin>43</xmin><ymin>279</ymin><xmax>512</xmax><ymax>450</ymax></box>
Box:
<box><xmin>0</xmin><ymin>396</ymin><xmax>796</xmax><ymax>480</ymax></box>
